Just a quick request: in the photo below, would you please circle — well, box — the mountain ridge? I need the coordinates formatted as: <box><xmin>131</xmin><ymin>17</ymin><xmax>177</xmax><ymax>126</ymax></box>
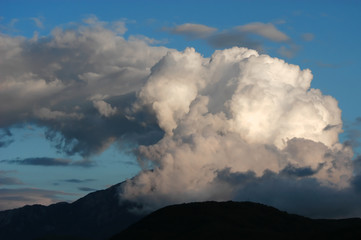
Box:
<box><xmin>111</xmin><ymin>201</ymin><xmax>361</xmax><ymax>240</ymax></box>
<box><xmin>0</xmin><ymin>182</ymin><xmax>143</xmax><ymax>240</ymax></box>
<box><xmin>1</xmin><ymin>182</ymin><xmax>361</xmax><ymax>240</ymax></box>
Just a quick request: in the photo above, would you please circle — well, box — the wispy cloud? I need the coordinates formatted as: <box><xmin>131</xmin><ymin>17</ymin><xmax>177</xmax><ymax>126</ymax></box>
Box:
<box><xmin>207</xmin><ymin>30</ymin><xmax>262</xmax><ymax>50</ymax></box>
<box><xmin>277</xmin><ymin>44</ymin><xmax>300</xmax><ymax>58</ymax></box>
<box><xmin>1</xmin><ymin>157</ymin><xmax>94</xmax><ymax>167</ymax></box>
<box><xmin>30</xmin><ymin>17</ymin><xmax>44</xmax><ymax>29</ymax></box>
<box><xmin>235</xmin><ymin>22</ymin><xmax>290</xmax><ymax>42</ymax></box>
<box><xmin>315</xmin><ymin>61</ymin><xmax>341</xmax><ymax>69</ymax></box>
<box><xmin>301</xmin><ymin>33</ymin><xmax>314</xmax><ymax>42</ymax></box>
<box><xmin>164</xmin><ymin>23</ymin><xmax>217</xmax><ymax>39</ymax></box>
<box><xmin>78</xmin><ymin>187</ymin><xmax>97</xmax><ymax>192</ymax></box>
<box><xmin>62</xmin><ymin>178</ymin><xmax>96</xmax><ymax>183</ymax></box>
<box><xmin>0</xmin><ymin>171</ymin><xmax>22</xmax><ymax>186</ymax></box>
<box><xmin>165</xmin><ymin>21</ymin><xmax>297</xmax><ymax>57</ymax></box>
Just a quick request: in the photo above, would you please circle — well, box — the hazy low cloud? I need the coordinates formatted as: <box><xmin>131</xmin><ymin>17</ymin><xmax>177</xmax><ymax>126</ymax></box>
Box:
<box><xmin>0</xmin><ymin>188</ymin><xmax>74</xmax><ymax>210</ymax></box>
<box><xmin>0</xmin><ymin>171</ymin><xmax>22</xmax><ymax>186</ymax></box>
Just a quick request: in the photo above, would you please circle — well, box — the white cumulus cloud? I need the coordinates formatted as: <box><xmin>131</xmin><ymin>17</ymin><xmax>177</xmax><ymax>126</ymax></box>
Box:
<box><xmin>120</xmin><ymin>47</ymin><xmax>354</xmax><ymax>217</ymax></box>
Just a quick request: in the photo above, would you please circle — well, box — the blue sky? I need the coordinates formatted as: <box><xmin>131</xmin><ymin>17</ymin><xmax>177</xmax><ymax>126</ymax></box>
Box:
<box><xmin>1</xmin><ymin>0</ymin><xmax>361</xmax><ymax>215</ymax></box>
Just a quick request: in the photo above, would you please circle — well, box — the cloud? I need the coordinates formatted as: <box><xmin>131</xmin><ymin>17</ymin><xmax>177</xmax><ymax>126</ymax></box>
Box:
<box><xmin>165</xmin><ymin>23</ymin><xmax>217</xmax><ymax>39</ymax></box>
<box><xmin>1</xmin><ymin>157</ymin><xmax>94</xmax><ymax>167</ymax></box>
<box><xmin>30</xmin><ymin>17</ymin><xmax>44</xmax><ymax>29</ymax></box>
<box><xmin>279</xmin><ymin>164</ymin><xmax>322</xmax><ymax>177</ymax></box>
<box><xmin>315</xmin><ymin>61</ymin><xmax>340</xmax><ymax>69</ymax></box>
<box><xmin>301</xmin><ymin>33</ymin><xmax>314</xmax><ymax>42</ymax></box>
<box><xmin>343</xmin><ymin>118</ymin><xmax>361</xmax><ymax>153</ymax></box>
<box><xmin>1</xmin><ymin>18</ymin><xmax>360</xmax><ymax>217</ymax></box>
<box><xmin>111</xmin><ymin>21</ymin><xmax>127</xmax><ymax>35</ymax></box>
<box><xmin>0</xmin><ymin>171</ymin><xmax>22</xmax><ymax>186</ymax></box>
<box><xmin>78</xmin><ymin>187</ymin><xmax>97</xmax><ymax>192</ymax></box>
<box><xmin>34</xmin><ymin>107</ymin><xmax>83</xmax><ymax>120</ymax></box>
<box><xmin>207</xmin><ymin>30</ymin><xmax>262</xmax><ymax>50</ymax></box>
<box><xmin>92</xmin><ymin>100</ymin><xmax>118</xmax><ymax>117</ymax></box>
<box><xmin>277</xmin><ymin>44</ymin><xmax>300</xmax><ymax>58</ymax></box>
<box><xmin>0</xmin><ymin>18</ymin><xmax>170</xmax><ymax>156</ymax></box>
<box><xmin>119</xmin><ymin>47</ymin><xmax>356</xmax><ymax>218</ymax></box>
<box><xmin>0</xmin><ymin>128</ymin><xmax>13</xmax><ymax>148</ymax></box>
<box><xmin>166</xmin><ymin>22</ymin><xmax>296</xmax><ymax>57</ymax></box>
<box><xmin>62</xmin><ymin>178</ymin><xmax>96</xmax><ymax>183</ymax></box>
<box><xmin>235</xmin><ymin>22</ymin><xmax>290</xmax><ymax>42</ymax></box>
<box><xmin>217</xmin><ymin>169</ymin><xmax>361</xmax><ymax>219</ymax></box>
<box><xmin>0</xmin><ymin>188</ymin><xmax>74</xmax><ymax>210</ymax></box>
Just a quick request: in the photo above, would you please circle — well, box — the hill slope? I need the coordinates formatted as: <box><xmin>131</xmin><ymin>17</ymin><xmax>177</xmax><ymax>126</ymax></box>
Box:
<box><xmin>111</xmin><ymin>201</ymin><xmax>361</xmax><ymax>240</ymax></box>
<box><xmin>0</xmin><ymin>183</ymin><xmax>142</xmax><ymax>240</ymax></box>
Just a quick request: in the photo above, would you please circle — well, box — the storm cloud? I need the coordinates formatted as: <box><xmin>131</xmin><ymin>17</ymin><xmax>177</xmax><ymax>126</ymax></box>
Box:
<box><xmin>1</xmin><ymin>18</ymin><xmax>360</xmax><ymax>218</ymax></box>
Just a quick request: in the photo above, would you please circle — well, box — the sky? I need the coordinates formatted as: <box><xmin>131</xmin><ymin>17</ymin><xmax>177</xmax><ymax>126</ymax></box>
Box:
<box><xmin>1</xmin><ymin>0</ymin><xmax>361</xmax><ymax>218</ymax></box>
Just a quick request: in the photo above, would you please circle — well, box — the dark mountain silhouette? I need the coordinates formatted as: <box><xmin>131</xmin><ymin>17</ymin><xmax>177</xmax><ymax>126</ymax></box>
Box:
<box><xmin>2</xmin><ymin>184</ymin><xmax>361</xmax><ymax>240</ymax></box>
<box><xmin>0</xmin><ymin>183</ymin><xmax>143</xmax><ymax>240</ymax></box>
<box><xmin>111</xmin><ymin>201</ymin><xmax>361</xmax><ymax>240</ymax></box>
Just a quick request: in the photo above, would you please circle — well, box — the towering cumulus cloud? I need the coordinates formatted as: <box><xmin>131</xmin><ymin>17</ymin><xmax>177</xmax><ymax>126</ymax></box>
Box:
<box><xmin>0</xmin><ymin>19</ymin><xmax>359</xmax><ymax>217</ymax></box>
<box><xmin>120</xmin><ymin>47</ymin><xmax>356</xmax><ymax>217</ymax></box>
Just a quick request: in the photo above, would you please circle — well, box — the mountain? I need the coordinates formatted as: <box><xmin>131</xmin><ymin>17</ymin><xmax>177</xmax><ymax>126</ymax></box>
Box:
<box><xmin>0</xmin><ymin>183</ymin><xmax>143</xmax><ymax>240</ymax></box>
<box><xmin>111</xmin><ymin>201</ymin><xmax>361</xmax><ymax>240</ymax></box>
<box><xmin>2</xmin><ymin>186</ymin><xmax>361</xmax><ymax>240</ymax></box>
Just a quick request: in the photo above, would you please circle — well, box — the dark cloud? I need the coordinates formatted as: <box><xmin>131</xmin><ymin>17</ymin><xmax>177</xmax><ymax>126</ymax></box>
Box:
<box><xmin>62</xmin><ymin>179</ymin><xmax>96</xmax><ymax>183</ymax></box>
<box><xmin>0</xmin><ymin>128</ymin><xmax>13</xmax><ymax>148</ymax></box>
<box><xmin>1</xmin><ymin>157</ymin><xmax>94</xmax><ymax>167</ymax></box>
<box><xmin>279</xmin><ymin>164</ymin><xmax>322</xmax><ymax>178</ymax></box>
<box><xmin>323</xmin><ymin>124</ymin><xmax>340</xmax><ymax>131</ymax></box>
<box><xmin>78</xmin><ymin>187</ymin><xmax>97</xmax><ymax>192</ymax></box>
<box><xmin>0</xmin><ymin>19</ymin><xmax>169</xmax><ymax>157</ymax></box>
<box><xmin>215</xmin><ymin>169</ymin><xmax>361</xmax><ymax>219</ymax></box>
<box><xmin>40</xmin><ymin>94</ymin><xmax>163</xmax><ymax>157</ymax></box>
